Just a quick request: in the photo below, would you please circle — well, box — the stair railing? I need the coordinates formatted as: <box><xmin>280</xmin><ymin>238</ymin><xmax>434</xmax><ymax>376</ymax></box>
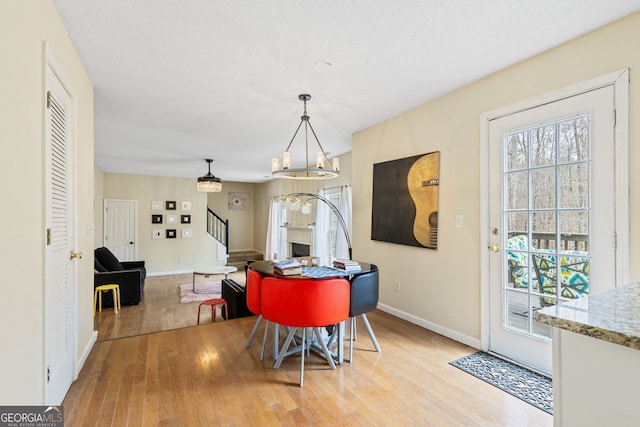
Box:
<box><xmin>207</xmin><ymin>207</ymin><xmax>229</xmax><ymax>254</ymax></box>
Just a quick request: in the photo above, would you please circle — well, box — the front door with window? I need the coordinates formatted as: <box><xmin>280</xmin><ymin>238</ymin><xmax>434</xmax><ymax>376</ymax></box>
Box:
<box><xmin>487</xmin><ymin>85</ymin><xmax>617</xmax><ymax>374</ymax></box>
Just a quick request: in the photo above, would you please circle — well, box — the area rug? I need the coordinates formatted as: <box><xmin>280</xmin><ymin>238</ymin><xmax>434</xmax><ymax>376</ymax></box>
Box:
<box><xmin>178</xmin><ymin>282</ymin><xmax>221</xmax><ymax>304</ymax></box>
<box><xmin>449</xmin><ymin>351</ymin><xmax>553</xmax><ymax>415</ymax></box>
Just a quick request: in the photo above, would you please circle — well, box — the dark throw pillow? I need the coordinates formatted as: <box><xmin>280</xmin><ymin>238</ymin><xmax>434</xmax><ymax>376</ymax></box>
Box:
<box><xmin>94</xmin><ymin>257</ymin><xmax>108</xmax><ymax>272</ymax></box>
<box><xmin>94</xmin><ymin>247</ymin><xmax>124</xmax><ymax>271</ymax></box>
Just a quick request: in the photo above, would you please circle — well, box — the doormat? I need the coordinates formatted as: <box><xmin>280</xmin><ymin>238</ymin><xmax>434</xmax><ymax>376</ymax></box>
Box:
<box><xmin>449</xmin><ymin>351</ymin><xmax>553</xmax><ymax>415</ymax></box>
<box><xmin>178</xmin><ymin>282</ymin><xmax>221</xmax><ymax>304</ymax></box>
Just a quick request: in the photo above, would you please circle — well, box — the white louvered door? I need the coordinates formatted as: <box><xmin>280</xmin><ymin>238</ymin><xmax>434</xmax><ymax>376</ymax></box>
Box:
<box><xmin>44</xmin><ymin>60</ymin><xmax>76</xmax><ymax>405</ymax></box>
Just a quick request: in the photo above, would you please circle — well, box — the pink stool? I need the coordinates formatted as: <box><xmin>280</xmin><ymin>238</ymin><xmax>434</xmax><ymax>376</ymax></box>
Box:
<box><xmin>197</xmin><ymin>298</ymin><xmax>228</xmax><ymax>324</ymax></box>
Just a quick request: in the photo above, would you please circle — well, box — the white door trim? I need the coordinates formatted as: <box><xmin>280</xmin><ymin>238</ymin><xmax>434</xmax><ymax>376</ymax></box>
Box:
<box><xmin>479</xmin><ymin>69</ymin><xmax>629</xmax><ymax>353</ymax></box>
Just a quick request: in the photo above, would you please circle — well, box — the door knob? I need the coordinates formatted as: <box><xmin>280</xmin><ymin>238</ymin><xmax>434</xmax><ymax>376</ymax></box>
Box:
<box><xmin>70</xmin><ymin>251</ymin><xmax>83</xmax><ymax>260</ymax></box>
<box><xmin>488</xmin><ymin>244</ymin><xmax>500</xmax><ymax>252</ymax></box>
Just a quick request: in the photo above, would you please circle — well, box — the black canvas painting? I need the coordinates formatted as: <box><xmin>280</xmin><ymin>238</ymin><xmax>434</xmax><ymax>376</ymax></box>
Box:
<box><xmin>371</xmin><ymin>151</ymin><xmax>440</xmax><ymax>249</ymax></box>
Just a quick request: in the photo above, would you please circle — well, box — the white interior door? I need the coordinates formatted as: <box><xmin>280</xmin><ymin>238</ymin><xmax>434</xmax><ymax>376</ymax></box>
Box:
<box><xmin>488</xmin><ymin>85</ymin><xmax>617</xmax><ymax>375</ymax></box>
<box><xmin>104</xmin><ymin>199</ymin><xmax>137</xmax><ymax>261</ymax></box>
<box><xmin>45</xmin><ymin>60</ymin><xmax>76</xmax><ymax>404</ymax></box>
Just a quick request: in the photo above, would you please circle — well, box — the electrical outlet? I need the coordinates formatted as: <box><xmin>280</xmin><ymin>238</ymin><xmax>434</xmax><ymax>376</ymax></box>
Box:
<box><xmin>394</xmin><ymin>280</ymin><xmax>400</xmax><ymax>292</ymax></box>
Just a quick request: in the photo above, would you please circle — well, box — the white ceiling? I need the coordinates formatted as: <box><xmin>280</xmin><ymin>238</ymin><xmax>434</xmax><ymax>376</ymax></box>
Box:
<box><xmin>52</xmin><ymin>0</ymin><xmax>640</xmax><ymax>183</ymax></box>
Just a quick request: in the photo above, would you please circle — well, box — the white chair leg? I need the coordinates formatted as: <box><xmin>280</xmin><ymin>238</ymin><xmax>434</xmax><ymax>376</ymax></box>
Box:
<box><xmin>260</xmin><ymin>320</ymin><xmax>271</xmax><ymax>360</ymax></box>
<box><xmin>246</xmin><ymin>315</ymin><xmax>263</xmax><ymax>347</ymax></box>
<box><xmin>299</xmin><ymin>328</ymin><xmax>306</xmax><ymax>387</ymax></box>
<box><xmin>360</xmin><ymin>313</ymin><xmax>381</xmax><ymax>353</ymax></box>
<box><xmin>349</xmin><ymin>316</ymin><xmax>355</xmax><ymax>363</ymax></box>
<box><xmin>272</xmin><ymin>323</ymin><xmax>280</xmax><ymax>360</ymax></box>
<box><xmin>313</xmin><ymin>327</ymin><xmax>337</xmax><ymax>370</ymax></box>
<box><xmin>274</xmin><ymin>327</ymin><xmax>298</xmax><ymax>369</ymax></box>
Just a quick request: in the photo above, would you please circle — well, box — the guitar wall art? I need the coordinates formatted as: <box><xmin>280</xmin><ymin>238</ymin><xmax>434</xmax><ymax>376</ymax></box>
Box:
<box><xmin>371</xmin><ymin>151</ymin><xmax>440</xmax><ymax>249</ymax></box>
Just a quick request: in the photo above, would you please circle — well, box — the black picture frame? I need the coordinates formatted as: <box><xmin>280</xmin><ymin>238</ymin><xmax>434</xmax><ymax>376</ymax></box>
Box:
<box><xmin>166</xmin><ymin>200</ymin><xmax>176</xmax><ymax>210</ymax></box>
<box><xmin>152</xmin><ymin>214</ymin><xmax>163</xmax><ymax>224</ymax></box>
<box><xmin>166</xmin><ymin>229</ymin><xmax>177</xmax><ymax>239</ymax></box>
<box><xmin>181</xmin><ymin>214</ymin><xmax>191</xmax><ymax>224</ymax></box>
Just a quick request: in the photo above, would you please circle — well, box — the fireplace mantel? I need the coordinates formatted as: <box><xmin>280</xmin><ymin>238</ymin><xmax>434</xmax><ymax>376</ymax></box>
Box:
<box><xmin>283</xmin><ymin>225</ymin><xmax>314</xmax><ymax>256</ymax></box>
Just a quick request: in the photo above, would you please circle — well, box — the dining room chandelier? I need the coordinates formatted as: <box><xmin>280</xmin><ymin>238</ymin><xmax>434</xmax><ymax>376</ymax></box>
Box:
<box><xmin>196</xmin><ymin>159</ymin><xmax>222</xmax><ymax>192</ymax></box>
<box><xmin>271</xmin><ymin>94</ymin><xmax>339</xmax><ymax>180</ymax></box>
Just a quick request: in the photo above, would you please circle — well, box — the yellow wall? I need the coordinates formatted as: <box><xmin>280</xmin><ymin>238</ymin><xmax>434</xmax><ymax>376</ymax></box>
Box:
<box><xmin>352</xmin><ymin>12</ymin><xmax>640</xmax><ymax>342</ymax></box>
<box><xmin>102</xmin><ymin>173</ymin><xmax>256</xmax><ymax>273</ymax></box>
<box><xmin>206</xmin><ymin>181</ymin><xmax>256</xmax><ymax>251</ymax></box>
<box><xmin>94</xmin><ymin>165</ymin><xmax>104</xmax><ymax>248</ymax></box>
<box><xmin>0</xmin><ymin>1</ymin><xmax>94</xmax><ymax>404</ymax></box>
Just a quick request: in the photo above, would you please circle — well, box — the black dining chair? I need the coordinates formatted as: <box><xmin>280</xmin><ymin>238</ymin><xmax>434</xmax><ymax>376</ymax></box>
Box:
<box><xmin>349</xmin><ymin>264</ymin><xmax>382</xmax><ymax>362</ymax></box>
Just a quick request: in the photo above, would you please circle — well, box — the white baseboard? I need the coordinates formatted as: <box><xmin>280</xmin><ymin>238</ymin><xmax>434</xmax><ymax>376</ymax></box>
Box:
<box><xmin>75</xmin><ymin>330</ymin><xmax>98</xmax><ymax>380</ymax></box>
<box><xmin>377</xmin><ymin>303</ymin><xmax>481</xmax><ymax>350</ymax></box>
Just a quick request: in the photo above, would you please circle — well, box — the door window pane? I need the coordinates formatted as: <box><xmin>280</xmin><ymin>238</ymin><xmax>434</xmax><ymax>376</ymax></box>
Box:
<box><xmin>505</xmin><ymin>132</ymin><xmax>527</xmax><ymax>171</ymax></box>
<box><xmin>530</xmin><ymin>124</ymin><xmax>556</xmax><ymax>167</ymax></box>
<box><xmin>531</xmin><ymin>167</ymin><xmax>556</xmax><ymax>209</ymax></box>
<box><xmin>558</xmin><ymin>116</ymin><xmax>589</xmax><ymax>163</ymax></box>
<box><xmin>559</xmin><ymin>164</ymin><xmax>589</xmax><ymax>208</ymax></box>
<box><xmin>506</xmin><ymin>171</ymin><xmax>528</xmax><ymax>209</ymax></box>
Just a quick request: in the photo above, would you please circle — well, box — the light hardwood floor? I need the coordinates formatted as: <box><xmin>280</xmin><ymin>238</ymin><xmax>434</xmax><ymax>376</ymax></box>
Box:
<box><xmin>72</xmin><ymin>274</ymin><xmax>552</xmax><ymax>426</ymax></box>
<box><xmin>93</xmin><ymin>271</ymin><xmax>248</xmax><ymax>341</ymax></box>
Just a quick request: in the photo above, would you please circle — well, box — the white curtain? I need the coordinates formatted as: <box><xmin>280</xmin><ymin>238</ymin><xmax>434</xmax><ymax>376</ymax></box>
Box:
<box><xmin>335</xmin><ymin>185</ymin><xmax>352</xmax><ymax>260</ymax></box>
<box><xmin>314</xmin><ymin>190</ymin><xmax>330</xmax><ymax>266</ymax></box>
<box><xmin>265</xmin><ymin>197</ymin><xmax>287</xmax><ymax>260</ymax></box>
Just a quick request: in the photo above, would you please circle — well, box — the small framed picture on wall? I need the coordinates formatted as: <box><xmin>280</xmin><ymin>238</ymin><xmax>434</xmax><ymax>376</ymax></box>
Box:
<box><xmin>166</xmin><ymin>200</ymin><xmax>176</xmax><ymax>210</ymax></box>
<box><xmin>152</xmin><ymin>214</ymin><xmax>163</xmax><ymax>224</ymax></box>
<box><xmin>181</xmin><ymin>214</ymin><xmax>191</xmax><ymax>224</ymax></box>
<box><xmin>166</xmin><ymin>229</ymin><xmax>177</xmax><ymax>239</ymax></box>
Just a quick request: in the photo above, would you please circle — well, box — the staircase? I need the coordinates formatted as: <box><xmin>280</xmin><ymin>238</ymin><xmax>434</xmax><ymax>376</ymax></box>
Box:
<box><xmin>207</xmin><ymin>206</ymin><xmax>263</xmax><ymax>269</ymax></box>
<box><xmin>227</xmin><ymin>250</ymin><xmax>264</xmax><ymax>269</ymax></box>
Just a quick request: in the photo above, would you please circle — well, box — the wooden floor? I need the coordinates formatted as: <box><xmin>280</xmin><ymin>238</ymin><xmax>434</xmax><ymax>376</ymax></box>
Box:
<box><xmin>93</xmin><ymin>271</ymin><xmax>248</xmax><ymax>341</ymax></box>
<box><xmin>69</xmin><ymin>274</ymin><xmax>553</xmax><ymax>426</ymax></box>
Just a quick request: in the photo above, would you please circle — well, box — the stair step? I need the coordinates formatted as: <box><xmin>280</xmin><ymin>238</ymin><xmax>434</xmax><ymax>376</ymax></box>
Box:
<box><xmin>227</xmin><ymin>250</ymin><xmax>263</xmax><ymax>268</ymax></box>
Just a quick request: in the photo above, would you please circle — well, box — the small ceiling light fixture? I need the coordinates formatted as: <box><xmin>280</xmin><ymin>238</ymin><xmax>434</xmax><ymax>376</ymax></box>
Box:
<box><xmin>197</xmin><ymin>159</ymin><xmax>222</xmax><ymax>192</ymax></box>
<box><xmin>272</xmin><ymin>94</ymin><xmax>339</xmax><ymax>180</ymax></box>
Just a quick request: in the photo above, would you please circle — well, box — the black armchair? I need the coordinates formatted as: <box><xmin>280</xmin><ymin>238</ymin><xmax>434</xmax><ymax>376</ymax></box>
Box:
<box><xmin>94</xmin><ymin>247</ymin><xmax>146</xmax><ymax>307</ymax></box>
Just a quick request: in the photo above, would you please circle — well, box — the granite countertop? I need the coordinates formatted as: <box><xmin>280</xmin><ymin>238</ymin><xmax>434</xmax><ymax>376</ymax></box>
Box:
<box><xmin>535</xmin><ymin>282</ymin><xmax>640</xmax><ymax>350</ymax></box>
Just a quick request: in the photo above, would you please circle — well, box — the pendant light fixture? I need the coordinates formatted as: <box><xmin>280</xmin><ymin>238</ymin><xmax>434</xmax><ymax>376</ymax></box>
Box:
<box><xmin>196</xmin><ymin>159</ymin><xmax>222</xmax><ymax>192</ymax></box>
<box><xmin>272</xmin><ymin>94</ymin><xmax>339</xmax><ymax>180</ymax></box>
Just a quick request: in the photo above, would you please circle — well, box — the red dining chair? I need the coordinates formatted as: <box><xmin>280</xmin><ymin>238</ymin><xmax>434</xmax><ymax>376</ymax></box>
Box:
<box><xmin>245</xmin><ymin>267</ymin><xmax>278</xmax><ymax>360</ymax></box>
<box><xmin>261</xmin><ymin>277</ymin><xmax>350</xmax><ymax>387</ymax></box>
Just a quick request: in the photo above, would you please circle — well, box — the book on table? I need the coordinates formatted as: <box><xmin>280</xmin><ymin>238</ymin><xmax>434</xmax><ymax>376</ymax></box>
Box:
<box><xmin>272</xmin><ymin>259</ymin><xmax>302</xmax><ymax>269</ymax></box>
<box><xmin>272</xmin><ymin>259</ymin><xmax>303</xmax><ymax>275</ymax></box>
<box><xmin>332</xmin><ymin>259</ymin><xmax>361</xmax><ymax>272</ymax></box>
<box><xmin>273</xmin><ymin>266</ymin><xmax>303</xmax><ymax>276</ymax></box>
